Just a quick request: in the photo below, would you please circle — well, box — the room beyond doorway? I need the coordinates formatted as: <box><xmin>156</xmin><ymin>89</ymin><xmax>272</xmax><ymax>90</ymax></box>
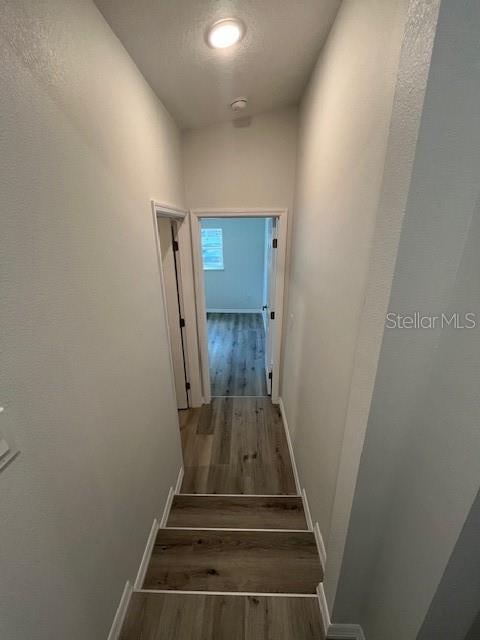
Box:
<box><xmin>198</xmin><ymin>214</ymin><xmax>279</xmax><ymax>399</ymax></box>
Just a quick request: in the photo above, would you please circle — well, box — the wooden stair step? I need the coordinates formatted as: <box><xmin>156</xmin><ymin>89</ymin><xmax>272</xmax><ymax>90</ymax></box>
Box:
<box><xmin>167</xmin><ymin>495</ymin><xmax>308</xmax><ymax>530</ymax></box>
<box><xmin>143</xmin><ymin>529</ymin><xmax>322</xmax><ymax>593</ymax></box>
<box><xmin>120</xmin><ymin>592</ymin><xmax>323</xmax><ymax>640</ymax></box>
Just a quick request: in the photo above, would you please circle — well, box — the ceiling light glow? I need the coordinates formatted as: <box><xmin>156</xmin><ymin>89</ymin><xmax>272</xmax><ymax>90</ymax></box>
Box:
<box><xmin>207</xmin><ymin>19</ymin><xmax>244</xmax><ymax>49</ymax></box>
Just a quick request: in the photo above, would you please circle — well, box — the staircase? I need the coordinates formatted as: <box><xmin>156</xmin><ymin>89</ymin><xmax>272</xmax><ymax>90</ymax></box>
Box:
<box><xmin>120</xmin><ymin>494</ymin><xmax>325</xmax><ymax>639</ymax></box>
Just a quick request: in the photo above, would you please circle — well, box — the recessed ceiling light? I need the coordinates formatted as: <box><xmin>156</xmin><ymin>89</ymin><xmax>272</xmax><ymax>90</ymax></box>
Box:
<box><xmin>207</xmin><ymin>18</ymin><xmax>245</xmax><ymax>49</ymax></box>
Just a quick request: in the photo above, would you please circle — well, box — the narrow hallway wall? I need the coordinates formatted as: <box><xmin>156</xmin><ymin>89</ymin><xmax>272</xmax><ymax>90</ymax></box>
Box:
<box><xmin>282</xmin><ymin>0</ymin><xmax>413</xmax><ymax>599</ymax></box>
<box><xmin>335</xmin><ymin>1</ymin><xmax>480</xmax><ymax>636</ymax></box>
<box><xmin>0</xmin><ymin>0</ymin><xmax>184</xmax><ymax>638</ymax></box>
<box><xmin>183</xmin><ymin>107</ymin><xmax>297</xmax><ymax>212</ymax></box>
<box><xmin>416</xmin><ymin>491</ymin><xmax>480</xmax><ymax>640</ymax></box>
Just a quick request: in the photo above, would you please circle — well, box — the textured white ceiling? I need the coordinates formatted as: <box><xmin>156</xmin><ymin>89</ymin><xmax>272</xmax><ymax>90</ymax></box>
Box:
<box><xmin>94</xmin><ymin>0</ymin><xmax>341</xmax><ymax>130</ymax></box>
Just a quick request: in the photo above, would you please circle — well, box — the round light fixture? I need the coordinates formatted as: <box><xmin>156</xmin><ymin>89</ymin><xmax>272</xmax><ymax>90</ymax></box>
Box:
<box><xmin>207</xmin><ymin>18</ymin><xmax>245</xmax><ymax>49</ymax></box>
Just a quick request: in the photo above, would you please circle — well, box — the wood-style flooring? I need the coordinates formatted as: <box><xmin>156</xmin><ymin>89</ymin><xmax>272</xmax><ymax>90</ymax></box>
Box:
<box><xmin>143</xmin><ymin>529</ymin><xmax>322</xmax><ymax>593</ymax></box>
<box><xmin>167</xmin><ymin>495</ymin><xmax>307</xmax><ymax>529</ymax></box>
<box><xmin>120</xmin><ymin>593</ymin><xmax>323</xmax><ymax>640</ymax></box>
<box><xmin>207</xmin><ymin>313</ymin><xmax>267</xmax><ymax>396</ymax></box>
<box><xmin>119</xmin><ymin>394</ymin><xmax>326</xmax><ymax>638</ymax></box>
<box><xmin>179</xmin><ymin>397</ymin><xmax>297</xmax><ymax>494</ymax></box>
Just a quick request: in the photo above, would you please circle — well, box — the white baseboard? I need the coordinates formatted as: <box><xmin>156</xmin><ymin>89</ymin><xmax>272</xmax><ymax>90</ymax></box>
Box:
<box><xmin>107</xmin><ymin>580</ymin><xmax>132</xmax><ymax>640</ymax></box>
<box><xmin>175</xmin><ymin>466</ymin><xmax>184</xmax><ymax>494</ymax></box>
<box><xmin>302</xmin><ymin>488</ymin><xmax>314</xmax><ymax>531</ymax></box>
<box><xmin>316</xmin><ymin>583</ymin><xmax>330</xmax><ymax>638</ymax></box>
<box><xmin>280</xmin><ymin>396</ymin><xmax>362</xmax><ymax>639</ymax></box>
<box><xmin>133</xmin><ymin>519</ymin><xmax>159</xmax><ymax>590</ymax></box>
<box><xmin>108</xmin><ymin>477</ymin><xmax>184</xmax><ymax>636</ymax></box>
<box><xmin>317</xmin><ymin>584</ymin><xmax>365</xmax><ymax>640</ymax></box>
<box><xmin>278</xmin><ymin>398</ymin><xmax>301</xmax><ymax>495</ymax></box>
<box><xmin>206</xmin><ymin>308</ymin><xmax>262</xmax><ymax>314</ymax></box>
<box><xmin>314</xmin><ymin>522</ymin><xmax>327</xmax><ymax>572</ymax></box>
<box><xmin>328</xmin><ymin>624</ymin><xmax>366</xmax><ymax>639</ymax></box>
<box><xmin>159</xmin><ymin>487</ymin><xmax>174</xmax><ymax>527</ymax></box>
<box><xmin>279</xmin><ymin>399</ymin><xmax>327</xmax><ymax>568</ymax></box>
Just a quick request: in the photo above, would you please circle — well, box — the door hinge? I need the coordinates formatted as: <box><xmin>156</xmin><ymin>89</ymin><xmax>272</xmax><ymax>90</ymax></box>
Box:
<box><xmin>270</xmin><ymin>311</ymin><xmax>275</xmax><ymax>320</ymax></box>
<box><xmin>268</xmin><ymin>371</ymin><xmax>273</xmax><ymax>381</ymax></box>
<box><xmin>172</xmin><ymin>240</ymin><xmax>179</xmax><ymax>252</ymax></box>
<box><xmin>179</xmin><ymin>317</ymin><xmax>185</xmax><ymax>328</ymax></box>
<box><xmin>272</xmin><ymin>238</ymin><xmax>278</xmax><ymax>249</ymax></box>
<box><xmin>185</xmin><ymin>382</ymin><xmax>191</xmax><ymax>391</ymax></box>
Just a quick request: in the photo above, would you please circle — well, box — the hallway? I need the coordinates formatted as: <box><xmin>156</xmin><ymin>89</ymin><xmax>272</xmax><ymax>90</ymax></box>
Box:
<box><xmin>207</xmin><ymin>313</ymin><xmax>268</xmax><ymax>397</ymax></box>
<box><xmin>119</xmin><ymin>396</ymin><xmax>324</xmax><ymax>638</ymax></box>
<box><xmin>3</xmin><ymin>1</ymin><xmax>478</xmax><ymax>640</ymax></box>
<box><xmin>179</xmin><ymin>397</ymin><xmax>296</xmax><ymax>494</ymax></box>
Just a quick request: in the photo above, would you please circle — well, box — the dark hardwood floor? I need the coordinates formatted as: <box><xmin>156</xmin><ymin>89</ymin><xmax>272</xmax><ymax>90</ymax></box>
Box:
<box><xmin>207</xmin><ymin>313</ymin><xmax>267</xmax><ymax>396</ymax></box>
<box><xmin>167</xmin><ymin>495</ymin><xmax>307</xmax><ymax>529</ymax></box>
<box><xmin>120</xmin><ymin>592</ymin><xmax>324</xmax><ymax>640</ymax></box>
<box><xmin>143</xmin><ymin>529</ymin><xmax>322</xmax><ymax>593</ymax></box>
<box><xmin>179</xmin><ymin>397</ymin><xmax>297</xmax><ymax>494</ymax></box>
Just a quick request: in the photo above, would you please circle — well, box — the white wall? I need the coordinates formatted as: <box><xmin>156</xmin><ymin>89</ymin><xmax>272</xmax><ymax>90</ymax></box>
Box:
<box><xmin>183</xmin><ymin>107</ymin><xmax>298</xmax><ymax>211</ymax></box>
<box><xmin>281</xmin><ymin>0</ymin><xmax>446</xmax><ymax>625</ymax></box>
<box><xmin>0</xmin><ymin>1</ymin><xmax>184</xmax><ymax>638</ymax></box>
<box><xmin>282</xmin><ymin>0</ymin><xmax>417</xmax><ymax>588</ymax></box>
<box><xmin>416</xmin><ymin>490</ymin><xmax>480</xmax><ymax>640</ymax></box>
<box><xmin>334</xmin><ymin>1</ymin><xmax>480</xmax><ymax>637</ymax></box>
<box><xmin>201</xmin><ymin>218</ymin><xmax>266</xmax><ymax>311</ymax></box>
<box><xmin>183</xmin><ymin>106</ymin><xmax>298</xmax><ymax>370</ymax></box>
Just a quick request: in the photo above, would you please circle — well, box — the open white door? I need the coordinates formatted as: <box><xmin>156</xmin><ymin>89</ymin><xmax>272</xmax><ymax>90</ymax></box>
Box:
<box><xmin>157</xmin><ymin>218</ymin><xmax>189</xmax><ymax>409</ymax></box>
<box><xmin>263</xmin><ymin>218</ymin><xmax>278</xmax><ymax>395</ymax></box>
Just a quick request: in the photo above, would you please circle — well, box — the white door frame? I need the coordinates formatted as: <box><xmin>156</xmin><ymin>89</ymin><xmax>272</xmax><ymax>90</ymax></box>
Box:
<box><xmin>151</xmin><ymin>201</ymin><xmax>203</xmax><ymax>408</ymax></box>
<box><xmin>190</xmin><ymin>207</ymin><xmax>288</xmax><ymax>405</ymax></box>
<box><xmin>157</xmin><ymin>216</ymin><xmax>189</xmax><ymax>408</ymax></box>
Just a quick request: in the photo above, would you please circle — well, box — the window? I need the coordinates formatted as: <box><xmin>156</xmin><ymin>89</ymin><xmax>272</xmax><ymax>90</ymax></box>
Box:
<box><xmin>201</xmin><ymin>228</ymin><xmax>224</xmax><ymax>270</ymax></box>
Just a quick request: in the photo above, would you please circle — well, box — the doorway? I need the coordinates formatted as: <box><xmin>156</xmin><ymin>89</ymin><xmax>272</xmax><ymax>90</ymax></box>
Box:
<box><xmin>202</xmin><ymin>215</ymin><xmax>270</xmax><ymax>396</ymax></box>
<box><xmin>190</xmin><ymin>209</ymin><xmax>287</xmax><ymax>405</ymax></box>
<box><xmin>156</xmin><ymin>215</ymin><xmax>189</xmax><ymax>409</ymax></box>
<box><xmin>152</xmin><ymin>202</ymin><xmax>203</xmax><ymax>411</ymax></box>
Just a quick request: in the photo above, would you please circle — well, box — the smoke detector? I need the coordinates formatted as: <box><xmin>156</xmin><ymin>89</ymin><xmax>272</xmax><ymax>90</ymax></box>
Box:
<box><xmin>230</xmin><ymin>97</ymin><xmax>248</xmax><ymax>112</ymax></box>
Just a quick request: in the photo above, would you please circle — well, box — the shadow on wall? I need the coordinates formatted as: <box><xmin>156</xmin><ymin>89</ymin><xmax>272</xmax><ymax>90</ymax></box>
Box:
<box><xmin>416</xmin><ymin>490</ymin><xmax>480</xmax><ymax>640</ymax></box>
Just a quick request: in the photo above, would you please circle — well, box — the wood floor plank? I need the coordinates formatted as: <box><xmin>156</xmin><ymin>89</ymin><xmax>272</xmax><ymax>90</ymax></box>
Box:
<box><xmin>142</xmin><ymin>529</ymin><xmax>322</xmax><ymax>593</ymax></box>
<box><xmin>120</xmin><ymin>592</ymin><xmax>324</xmax><ymax>640</ymax></box>
<box><xmin>245</xmin><ymin>595</ymin><xmax>325</xmax><ymax>640</ymax></box>
<box><xmin>180</xmin><ymin>397</ymin><xmax>297</xmax><ymax>495</ymax></box>
<box><xmin>167</xmin><ymin>495</ymin><xmax>308</xmax><ymax>529</ymax></box>
<box><xmin>208</xmin><ymin>313</ymin><xmax>267</xmax><ymax>396</ymax></box>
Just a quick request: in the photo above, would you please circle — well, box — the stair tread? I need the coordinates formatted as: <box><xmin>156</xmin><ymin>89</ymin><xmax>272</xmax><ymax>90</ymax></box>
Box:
<box><xmin>167</xmin><ymin>495</ymin><xmax>308</xmax><ymax>529</ymax></box>
<box><xmin>120</xmin><ymin>592</ymin><xmax>324</xmax><ymax>640</ymax></box>
<box><xmin>143</xmin><ymin>528</ymin><xmax>322</xmax><ymax>594</ymax></box>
